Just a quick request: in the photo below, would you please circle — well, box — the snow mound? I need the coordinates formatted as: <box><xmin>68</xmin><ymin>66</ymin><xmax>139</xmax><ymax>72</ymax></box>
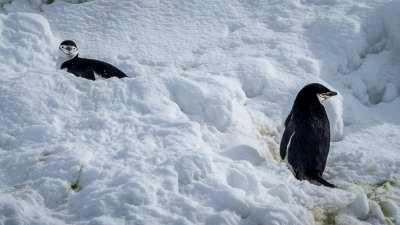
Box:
<box><xmin>0</xmin><ymin>12</ymin><xmax>57</xmax><ymax>72</ymax></box>
<box><xmin>350</xmin><ymin>194</ymin><xmax>369</xmax><ymax>220</ymax></box>
<box><xmin>166</xmin><ymin>73</ymin><xmax>246</xmax><ymax>132</ymax></box>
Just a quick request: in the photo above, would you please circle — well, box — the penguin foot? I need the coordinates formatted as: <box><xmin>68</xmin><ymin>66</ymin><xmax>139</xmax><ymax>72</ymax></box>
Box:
<box><xmin>295</xmin><ymin>171</ymin><xmax>335</xmax><ymax>188</ymax></box>
<box><xmin>311</xmin><ymin>176</ymin><xmax>335</xmax><ymax>188</ymax></box>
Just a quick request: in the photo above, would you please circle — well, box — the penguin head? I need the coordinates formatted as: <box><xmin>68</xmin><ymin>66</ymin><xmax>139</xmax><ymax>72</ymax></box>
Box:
<box><xmin>296</xmin><ymin>83</ymin><xmax>337</xmax><ymax>105</ymax></box>
<box><xmin>58</xmin><ymin>40</ymin><xmax>78</xmax><ymax>60</ymax></box>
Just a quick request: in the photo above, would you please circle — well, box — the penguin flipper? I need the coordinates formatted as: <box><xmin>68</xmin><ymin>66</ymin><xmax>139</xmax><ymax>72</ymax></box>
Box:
<box><xmin>280</xmin><ymin>113</ymin><xmax>295</xmax><ymax>160</ymax></box>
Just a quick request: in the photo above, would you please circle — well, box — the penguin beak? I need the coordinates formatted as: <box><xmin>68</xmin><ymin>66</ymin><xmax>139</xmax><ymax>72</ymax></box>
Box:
<box><xmin>321</xmin><ymin>91</ymin><xmax>337</xmax><ymax>100</ymax></box>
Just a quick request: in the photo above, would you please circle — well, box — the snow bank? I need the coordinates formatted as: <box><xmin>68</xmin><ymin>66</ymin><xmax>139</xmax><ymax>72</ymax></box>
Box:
<box><xmin>357</xmin><ymin>1</ymin><xmax>400</xmax><ymax>105</ymax></box>
<box><xmin>0</xmin><ymin>12</ymin><xmax>57</xmax><ymax>72</ymax></box>
<box><xmin>0</xmin><ymin>11</ymin><xmax>310</xmax><ymax>224</ymax></box>
<box><xmin>318</xmin><ymin>0</ymin><xmax>400</xmax><ymax>106</ymax></box>
<box><xmin>1</xmin><ymin>0</ymin><xmax>399</xmax><ymax>224</ymax></box>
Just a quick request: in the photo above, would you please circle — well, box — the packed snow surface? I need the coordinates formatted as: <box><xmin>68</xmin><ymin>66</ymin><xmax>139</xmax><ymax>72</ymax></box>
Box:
<box><xmin>0</xmin><ymin>0</ymin><xmax>400</xmax><ymax>224</ymax></box>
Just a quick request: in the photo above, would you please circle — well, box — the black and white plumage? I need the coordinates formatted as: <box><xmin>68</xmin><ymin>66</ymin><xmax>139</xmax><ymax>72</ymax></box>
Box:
<box><xmin>56</xmin><ymin>40</ymin><xmax>127</xmax><ymax>80</ymax></box>
<box><xmin>280</xmin><ymin>83</ymin><xmax>337</xmax><ymax>188</ymax></box>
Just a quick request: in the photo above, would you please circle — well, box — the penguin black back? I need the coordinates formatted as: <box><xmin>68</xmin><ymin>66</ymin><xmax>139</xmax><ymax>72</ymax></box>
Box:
<box><xmin>280</xmin><ymin>83</ymin><xmax>337</xmax><ymax>188</ymax></box>
<box><xmin>57</xmin><ymin>40</ymin><xmax>127</xmax><ymax>80</ymax></box>
<box><xmin>61</xmin><ymin>57</ymin><xmax>127</xmax><ymax>81</ymax></box>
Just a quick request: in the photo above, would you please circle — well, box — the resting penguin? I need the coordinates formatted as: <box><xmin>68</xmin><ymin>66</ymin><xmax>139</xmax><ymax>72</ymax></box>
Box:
<box><xmin>56</xmin><ymin>40</ymin><xmax>127</xmax><ymax>80</ymax></box>
<box><xmin>280</xmin><ymin>83</ymin><xmax>337</xmax><ymax>188</ymax></box>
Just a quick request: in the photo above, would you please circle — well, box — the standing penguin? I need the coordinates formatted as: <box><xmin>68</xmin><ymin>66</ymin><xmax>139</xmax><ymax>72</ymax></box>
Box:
<box><xmin>56</xmin><ymin>40</ymin><xmax>127</xmax><ymax>80</ymax></box>
<box><xmin>280</xmin><ymin>83</ymin><xmax>337</xmax><ymax>188</ymax></box>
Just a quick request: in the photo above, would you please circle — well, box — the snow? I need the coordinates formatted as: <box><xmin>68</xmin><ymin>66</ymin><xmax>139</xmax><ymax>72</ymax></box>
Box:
<box><xmin>0</xmin><ymin>0</ymin><xmax>399</xmax><ymax>224</ymax></box>
<box><xmin>350</xmin><ymin>194</ymin><xmax>369</xmax><ymax>220</ymax></box>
